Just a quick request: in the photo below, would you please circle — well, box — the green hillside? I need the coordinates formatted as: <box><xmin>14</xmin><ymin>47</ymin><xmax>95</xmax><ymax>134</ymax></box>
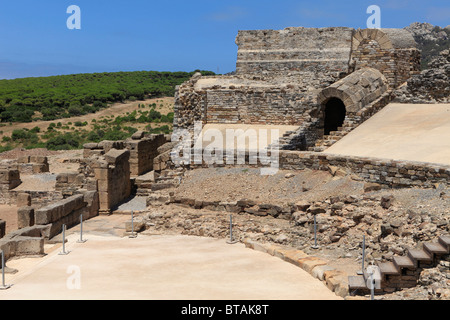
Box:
<box><xmin>0</xmin><ymin>70</ymin><xmax>214</xmax><ymax>123</ymax></box>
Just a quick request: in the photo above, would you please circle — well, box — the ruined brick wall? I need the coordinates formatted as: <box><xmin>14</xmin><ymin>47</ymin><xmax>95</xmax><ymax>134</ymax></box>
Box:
<box><xmin>394</xmin><ymin>49</ymin><xmax>450</xmax><ymax>103</ymax></box>
<box><xmin>235</xmin><ymin>27</ymin><xmax>353</xmax><ymax>79</ymax></box>
<box><xmin>0</xmin><ymin>169</ymin><xmax>21</xmax><ymax>204</ymax></box>
<box><xmin>206</xmin><ymin>89</ymin><xmax>312</xmax><ymax>125</ymax></box>
<box><xmin>125</xmin><ymin>133</ymin><xmax>170</xmax><ymax>176</ymax></box>
<box><xmin>351</xmin><ymin>29</ymin><xmax>421</xmax><ymax>88</ymax></box>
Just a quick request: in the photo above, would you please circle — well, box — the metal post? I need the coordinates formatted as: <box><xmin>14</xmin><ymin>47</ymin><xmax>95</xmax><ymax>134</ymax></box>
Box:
<box><xmin>0</xmin><ymin>250</ymin><xmax>11</xmax><ymax>290</ymax></box>
<box><xmin>226</xmin><ymin>215</ymin><xmax>237</xmax><ymax>244</ymax></box>
<box><xmin>59</xmin><ymin>224</ymin><xmax>69</xmax><ymax>255</ymax></box>
<box><xmin>311</xmin><ymin>214</ymin><xmax>319</xmax><ymax>249</ymax></box>
<box><xmin>370</xmin><ymin>272</ymin><xmax>375</xmax><ymax>301</ymax></box>
<box><xmin>77</xmin><ymin>214</ymin><xmax>87</xmax><ymax>243</ymax></box>
<box><xmin>358</xmin><ymin>235</ymin><xmax>366</xmax><ymax>275</ymax></box>
<box><xmin>129</xmin><ymin>210</ymin><xmax>137</xmax><ymax>238</ymax></box>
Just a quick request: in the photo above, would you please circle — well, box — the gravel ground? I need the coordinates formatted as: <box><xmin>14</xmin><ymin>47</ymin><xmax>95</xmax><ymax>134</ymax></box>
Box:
<box><xmin>176</xmin><ymin>167</ymin><xmax>364</xmax><ymax>205</ymax></box>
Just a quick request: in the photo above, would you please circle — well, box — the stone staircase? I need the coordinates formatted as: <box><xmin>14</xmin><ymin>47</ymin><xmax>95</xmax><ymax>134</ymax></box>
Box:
<box><xmin>348</xmin><ymin>235</ymin><xmax>450</xmax><ymax>295</ymax></box>
<box><xmin>135</xmin><ymin>168</ymin><xmax>184</xmax><ymax>196</ymax></box>
<box><xmin>308</xmin><ymin>124</ymin><xmax>354</xmax><ymax>152</ymax></box>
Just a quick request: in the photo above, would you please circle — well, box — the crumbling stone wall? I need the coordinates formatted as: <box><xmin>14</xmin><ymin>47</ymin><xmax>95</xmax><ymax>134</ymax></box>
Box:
<box><xmin>350</xmin><ymin>29</ymin><xmax>421</xmax><ymax>88</ymax></box>
<box><xmin>125</xmin><ymin>132</ymin><xmax>169</xmax><ymax>176</ymax></box>
<box><xmin>17</xmin><ymin>156</ymin><xmax>50</xmax><ymax>174</ymax></box>
<box><xmin>0</xmin><ymin>168</ymin><xmax>21</xmax><ymax>204</ymax></box>
<box><xmin>235</xmin><ymin>27</ymin><xmax>353</xmax><ymax>79</ymax></box>
<box><xmin>33</xmin><ymin>192</ymin><xmax>97</xmax><ymax>239</ymax></box>
<box><xmin>173</xmin><ymin>27</ymin><xmax>420</xmax><ymax>150</ymax></box>
<box><xmin>394</xmin><ymin>50</ymin><xmax>450</xmax><ymax>103</ymax></box>
<box><xmin>93</xmin><ymin>149</ymin><xmax>131</xmax><ymax>214</ymax></box>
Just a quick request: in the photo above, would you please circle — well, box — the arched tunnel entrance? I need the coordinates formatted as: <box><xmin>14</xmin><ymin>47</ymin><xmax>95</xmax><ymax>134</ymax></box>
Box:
<box><xmin>323</xmin><ymin>98</ymin><xmax>346</xmax><ymax>136</ymax></box>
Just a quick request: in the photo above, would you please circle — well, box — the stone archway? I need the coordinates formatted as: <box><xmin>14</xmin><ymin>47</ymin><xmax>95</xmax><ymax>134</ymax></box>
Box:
<box><xmin>323</xmin><ymin>98</ymin><xmax>346</xmax><ymax>135</ymax></box>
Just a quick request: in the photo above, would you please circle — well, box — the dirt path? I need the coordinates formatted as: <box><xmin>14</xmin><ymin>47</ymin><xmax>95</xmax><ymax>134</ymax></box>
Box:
<box><xmin>0</xmin><ymin>97</ymin><xmax>174</xmax><ymax>138</ymax></box>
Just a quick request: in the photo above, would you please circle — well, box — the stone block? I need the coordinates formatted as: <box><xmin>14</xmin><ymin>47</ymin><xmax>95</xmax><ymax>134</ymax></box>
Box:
<box><xmin>18</xmin><ymin>156</ymin><xmax>30</xmax><ymax>164</ymax></box>
<box><xmin>32</xmin><ymin>163</ymin><xmax>49</xmax><ymax>174</ymax></box>
<box><xmin>13</xmin><ymin>236</ymin><xmax>44</xmax><ymax>255</ymax></box>
<box><xmin>30</xmin><ymin>156</ymin><xmax>48</xmax><ymax>164</ymax></box>
<box><xmin>16</xmin><ymin>192</ymin><xmax>31</xmax><ymax>207</ymax></box>
<box><xmin>83</xmin><ymin>191</ymin><xmax>99</xmax><ymax>218</ymax></box>
<box><xmin>17</xmin><ymin>206</ymin><xmax>35</xmax><ymax>229</ymax></box>
<box><xmin>104</xmin><ymin>149</ymin><xmax>129</xmax><ymax>165</ymax></box>
<box><xmin>35</xmin><ymin>207</ymin><xmax>52</xmax><ymax>225</ymax></box>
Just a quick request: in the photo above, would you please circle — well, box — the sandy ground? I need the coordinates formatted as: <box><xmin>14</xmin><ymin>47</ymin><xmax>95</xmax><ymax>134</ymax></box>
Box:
<box><xmin>1</xmin><ymin>215</ymin><xmax>340</xmax><ymax>300</ymax></box>
<box><xmin>325</xmin><ymin>103</ymin><xmax>450</xmax><ymax>165</ymax></box>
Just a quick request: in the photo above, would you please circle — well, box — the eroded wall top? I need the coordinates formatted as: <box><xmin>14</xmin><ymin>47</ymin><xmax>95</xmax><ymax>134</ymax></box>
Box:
<box><xmin>235</xmin><ymin>27</ymin><xmax>354</xmax><ymax>77</ymax></box>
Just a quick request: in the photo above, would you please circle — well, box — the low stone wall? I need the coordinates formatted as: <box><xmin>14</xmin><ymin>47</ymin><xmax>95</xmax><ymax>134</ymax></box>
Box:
<box><xmin>17</xmin><ymin>156</ymin><xmax>49</xmax><ymax>174</ymax></box>
<box><xmin>280</xmin><ymin>151</ymin><xmax>449</xmax><ymax>188</ymax></box>
<box><xmin>34</xmin><ymin>192</ymin><xmax>98</xmax><ymax>239</ymax></box>
<box><xmin>185</xmin><ymin>150</ymin><xmax>449</xmax><ymax>188</ymax></box>
<box><xmin>83</xmin><ymin>134</ymin><xmax>170</xmax><ymax>177</ymax></box>
<box><xmin>125</xmin><ymin>132</ymin><xmax>170</xmax><ymax>176</ymax></box>
<box><xmin>0</xmin><ymin>225</ymin><xmax>48</xmax><ymax>260</ymax></box>
<box><xmin>0</xmin><ymin>169</ymin><xmax>21</xmax><ymax>204</ymax></box>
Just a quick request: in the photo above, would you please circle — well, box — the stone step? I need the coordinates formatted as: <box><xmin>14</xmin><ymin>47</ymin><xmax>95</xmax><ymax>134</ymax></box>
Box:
<box><xmin>377</xmin><ymin>262</ymin><xmax>399</xmax><ymax>276</ymax></box>
<box><xmin>393</xmin><ymin>256</ymin><xmax>415</xmax><ymax>270</ymax></box>
<box><xmin>438</xmin><ymin>235</ymin><xmax>450</xmax><ymax>253</ymax></box>
<box><xmin>151</xmin><ymin>183</ymin><xmax>176</xmax><ymax>191</ymax></box>
<box><xmin>407</xmin><ymin>248</ymin><xmax>432</xmax><ymax>265</ymax></box>
<box><xmin>423</xmin><ymin>242</ymin><xmax>448</xmax><ymax>256</ymax></box>
<box><xmin>348</xmin><ymin>275</ymin><xmax>367</xmax><ymax>290</ymax></box>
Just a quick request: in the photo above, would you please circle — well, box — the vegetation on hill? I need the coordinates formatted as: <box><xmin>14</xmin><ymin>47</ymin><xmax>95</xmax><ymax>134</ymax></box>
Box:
<box><xmin>0</xmin><ymin>101</ymin><xmax>174</xmax><ymax>152</ymax></box>
<box><xmin>0</xmin><ymin>70</ymin><xmax>214</xmax><ymax>123</ymax></box>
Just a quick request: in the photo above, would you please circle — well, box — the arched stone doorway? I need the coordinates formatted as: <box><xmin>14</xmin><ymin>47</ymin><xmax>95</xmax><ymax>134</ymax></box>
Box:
<box><xmin>323</xmin><ymin>98</ymin><xmax>346</xmax><ymax>135</ymax></box>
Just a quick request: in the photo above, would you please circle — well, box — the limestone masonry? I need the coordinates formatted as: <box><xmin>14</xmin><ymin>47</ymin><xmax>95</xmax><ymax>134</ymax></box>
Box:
<box><xmin>173</xmin><ymin>27</ymin><xmax>421</xmax><ymax>151</ymax></box>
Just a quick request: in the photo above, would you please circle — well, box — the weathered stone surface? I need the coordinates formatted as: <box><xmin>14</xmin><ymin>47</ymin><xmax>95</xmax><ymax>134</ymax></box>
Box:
<box><xmin>17</xmin><ymin>206</ymin><xmax>35</xmax><ymax>229</ymax></box>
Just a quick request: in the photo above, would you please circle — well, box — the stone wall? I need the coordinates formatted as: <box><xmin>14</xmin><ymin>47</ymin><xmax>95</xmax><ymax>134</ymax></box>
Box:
<box><xmin>125</xmin><ymin>132</ymin><xmax>169</xmax><ymax>176</ymax></box>
<box><xmin>83</xmin><ymin>134</ymin><xmax>169</xmax><ymax>177</ymax></box>
<box><xmin>350</xmin><ymin>29</ymin><xmax>421</xmax><ymax>88</ymax></box>
<box><xmin>17</xmin><ymin>156</ymin><xmax>50</xmax><ymax>174</ymax></box>
<box><xmin>0</xmin><ymin>225</ymin><xmax>48</xmax><ymax>260</ymax></box>
<box><xmin>94</xmin><ymin>149</ymin><xmax>131</xmax><ymax>214</ymax></box>
<box><xmin>0</xmin><ymin>169</ymin><xmax>21</xmax><ymax>204</ymax></box>
<box><xmin>34</xmin><ymin>192</ymin><xmax>97</xmax><ymax>239</ymax></box>
<box><xmin>185</xmin><ymin>150</ymin><xmax>449</xmax><ymax>189</ymax></box>
<box><xmin>393</xmin><ymin>50</ymin><xmax>450</xmax><ymax>103</ymax></box>
<box><xmin>235</xmin><ymin>27</ymin><xmax>353</xmax><ymax>78</ymax></box>
<box><xmin>206</xmin><ymin>88</ymin><xmax>310</xmax><ymax>125</ymax></box>
<box><xmin>279</xmin><ymin>151</ymin><xmax>449</xmax><ymax>188</ymax></box>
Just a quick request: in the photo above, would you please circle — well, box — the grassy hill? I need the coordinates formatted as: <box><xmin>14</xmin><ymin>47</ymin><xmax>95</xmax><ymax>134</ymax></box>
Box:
<box><xmin>0</xmin><ymin>70</ymin><xmax>214</xmax><ymax>123</ymax></box>
<box><xmin>0</xmin><ymin>70</ymin><xmax>214</xmax><ymax>152</ymax></box>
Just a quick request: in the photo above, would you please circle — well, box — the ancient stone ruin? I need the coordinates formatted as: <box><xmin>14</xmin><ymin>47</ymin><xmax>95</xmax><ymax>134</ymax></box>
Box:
<box><xmin>173</xmin><ymin>27</ymin><xmax>420</xmax><ymax>151</ymax></box>
<box><xmin>0</xmin><ymin>26</ymin><xmax>448</xmax><ymax>300</ymax></box>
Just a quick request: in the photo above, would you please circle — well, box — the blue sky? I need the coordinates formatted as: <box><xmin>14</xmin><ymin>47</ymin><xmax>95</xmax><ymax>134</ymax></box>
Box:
<box><xmin>0</xmin><ymin>0</ymin><xmax>449</xmax><ymax>79</ymax></box>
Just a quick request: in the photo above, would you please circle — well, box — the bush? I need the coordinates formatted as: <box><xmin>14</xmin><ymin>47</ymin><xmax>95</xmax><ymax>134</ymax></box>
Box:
<box><xmin>46</xmin><ymin>133</ymin><xmax>81</xmax><ymax>150</ymax></box>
